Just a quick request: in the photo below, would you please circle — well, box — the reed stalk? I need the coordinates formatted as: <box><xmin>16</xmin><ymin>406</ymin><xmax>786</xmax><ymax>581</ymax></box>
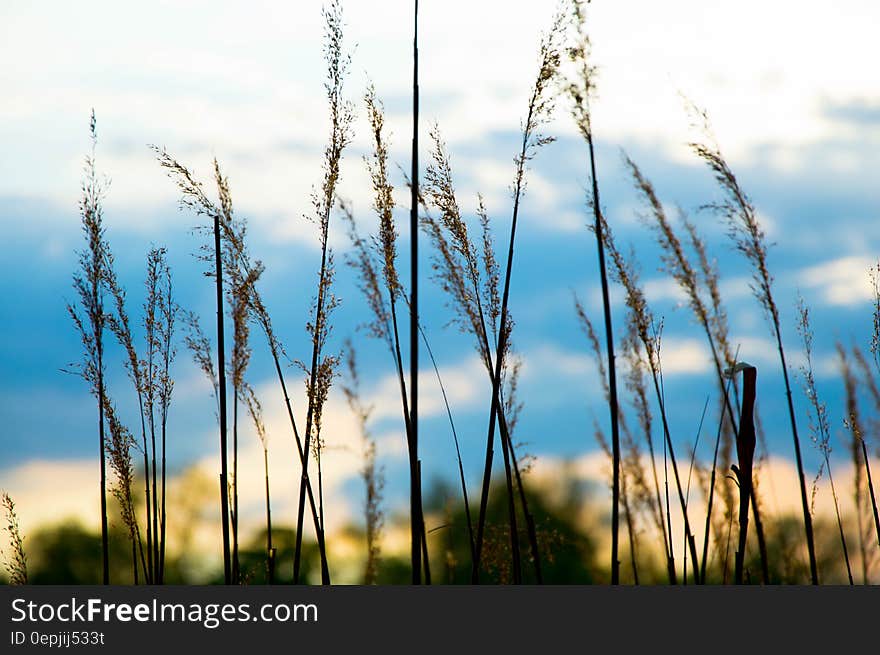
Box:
<box><xmin>66</xmin><ymin>111</ymin><xmax>110</xmax><ymax>584</ymax></box>
<box><xmin>243</xmin><ymin>383</ymin><xmax>275</xmax><ymax>584</ymax></box>
<box><xmin>409</xmin><ymin>0</ymin><xmax>424</xmax><ymax>585</ymax></box>
<box><xmin>689</xmin><ymin>103</ymin><xmax>819</xmax><ymax>583</ymax></box>
<box><xmin>294</xmin><ymin>0</ymin><xmax>352</xmax><ymax>585</ymax></box>
<box><xmin>797</xmin><ymin>298</ymin><xmax>853</xmax><ymax>583</ymax></box>
<box><xmin>601</xmin><ymin>215</ymin><xmax>700</xmax><ymax>582</ymax></box>
<box><xmin>729</xmin><ymin>364</ymin><xmax>756</xmax><ymax>584</ymax></box>
<box><xmin>422</xmin><ymin>132</ymin><xmax>543</xmax><ymax>582</ymax></box>
<box><xmin>567</xmin><ymin>0</ymin><xmax>622</xmax><ymax>586</ymax></box>
<box><xmin>472</xmin><ymin>8</ymin><xmax>566</xmax><ymax>582</ymax></box>
<box><xmin>839</xmin><ymin>343</ymin><xmax>874</xmax><ymax>582</ymax></box>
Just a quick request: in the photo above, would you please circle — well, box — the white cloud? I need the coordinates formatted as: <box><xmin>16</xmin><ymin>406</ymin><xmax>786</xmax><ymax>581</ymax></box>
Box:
<box><xmin>5</xmin><ymin>0</ymin><xmax>879</xmax><ymax>245</ymax></box>
<box><xmin>643</xmin><ymin>277</ymin><xmax>688</xmax><ymax>306</ymax></box>
<box><xmin>657</xmin><ymin>337</ymin><xmax>712</xmax><ymax>375</ymax></box>
<box><xmin>797</xmin><ymin>255</ymin><xmax>876</xmax><ymax>306</ymax></box>
<box><xmin>366</xmin><ymin>355</ymin><xmax>487</xmax><ymax>423</ymax></box>
<box><xmin>520</xmin><ymin>343</ymin><xmax>593</xmax><ymax>382</ymax></box>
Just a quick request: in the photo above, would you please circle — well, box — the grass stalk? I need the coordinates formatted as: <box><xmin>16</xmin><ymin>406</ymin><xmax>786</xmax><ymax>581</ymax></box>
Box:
<box><xmin>839</xmin><ymin>343</ymin><xmax>871</xmax><ymax>582</ymax></box>
<box><xmin>340</xmin><ymin>347</ymin><xmax>385</xmax><ymax>585</ymax></box>
<box><xmin>622</xmin><ymin>326</ymin><xmax>674</xmax><ymax>582</ymax></box>
<box><xmin>577</xmin><ymin>302</ymin><xmax>643</xmax><ymax>584</ymax></box>
<box><xmin>212</xmin><ymin>203</ymin><xmax>232</xmax><ymax>584</ymax></box>
<box><xmin>294</xmin><ymin>2</ymin><xmax>351</xmax><ymax>586</ymax></box>
<box><xmin>157</xmin><ymin>253</ymin><xmax>175</xmax><ymax>583</ymax></box>
<box><xmin>797</xmin><ymin>298</ymin><xmax>852</xmax><ymax>584</ymax></box>
<box><xmin>730</xmin><ymin>364</ymin><xmax>757</xmax><ymax>585</ymax></box>
<box><xmin>423</xmin><ymin>129</ymin><xmax>544</xmax><ymax>582</ymax></box>
<box><xmin>601</xmin><ymin>215</ymin><xmax>700</xmax><ymax>582</ymax></box>
<box><xmin>689</xmin><ymin>103</ymin><xmax>819</xmax><ymax>583</ymax></box>
<box><xmin>409</xmin><ymin>0</ymin><xmax>424</xmax><ymax>585</ymax></box>
<box><xmin>568</xmin><ymin>0</ymin><xmax>621</xmax><ymax>584</ymax></box>
<box><xmin>243</xmin><ymin>383</ymin><xmax>274</xmax><ymax>584</ymax></box>
<box><xmin>473</xmin><ymin>7</ymin><xmax>565</xmax><ymax>583</ymax></box>
<box><xmin>104</xmin><ymin>389</ymin><xmax>148</xmax><ymax>582</ymax></box>
<box><xmin>66</xmin><ymin>111</ymin><xmax>110</xmax><ymax>584</ymax></box>
<box><xmin>417</xmin><ymin>321</ymin><xmax>475</xmax><ymax>566</ymax></box>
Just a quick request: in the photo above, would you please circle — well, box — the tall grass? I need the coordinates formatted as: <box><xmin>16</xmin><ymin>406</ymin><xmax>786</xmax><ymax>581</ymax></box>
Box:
<box><xmin>243</xmin><ymin>383</ymin><xmax>275</xmax><ymax>583</ymax></box>
<box><xmin>37</xmin><ymin>0</ymin><xmax>880</xmax><ymax>588</ymax></box>
<box><xmin>154</xmin><ymin>147</ymin><xmax>333</xmax><ymax>583</ymax></box>
<box><xmin>66</xmin><ymin>110</ymin><xmax>110</xmax><ymax>584</ymax></box>
<box><xmin>797</xmin><ymin>298</ymin><xmax>853</xmax><ymax>584</ymax></box>
<box><xmin>1</xmin><ymin>492</ymin><xmax>28</xmax><ymax>585</ymax></box>
<box><xmin>153</xmin><ymin>151</ymin><xmax>241</xmax><ymax>583</ymax></box>
<box><xmin>625</xmin><ymin>155</ymin><xmax>769</xmax><ymax>582</ymax></box>
<box><xmin>344</xmin><ymin>81</ymin><xmax>425</xmax><ymax>583</ymax></box>
<box><xmin>220</xmin><ymin>175</ymin><xmax>259</xmax><ymax>584</ymax></box>
<box><xmin>576</xmin><ymin>300</ymin><xmax>657</xmax><ymax>583</ymax></box>
<box><xmin>104</xmin><ymin>390</ymin><xmax>145</xmax><ymax>582</ymax></box>
<box><xmin>409</xmin><ymin>0</ymin><xmax>425</xmax><ymax>585</ymax></box>
<box><xmin>356</xmin><ymin>165</ymin><xmax>480</xmax><ymax>575</ymax></box>
<box><xmin>213</xmin><ymin>168</ymin><xmax>232</xmax><ymax>585</ymax></box>
<box><xmin>849</xmin><ymin>347</ymin><xmax>880</xmax><ymax>561</ymax></box>
<box><xmin>689</xmin><ymin>104</ymin><xmax>819</xmax><ymax>584</ymax></box>
<box><xmin>838</xmin><ymin>343</ymin><xmax>879</xmax><ymax>582</ymax></box>
<box><xmin>567</xmin><ymin>0</ymin><xmax>622</xmax><ymax>584</ymax></box>
<box><xmin>600</xmin><ymin>213</ymin><xmax>702</xmax><ymax>582</ymax></box>
<box><xmin>105</xmin><ymin>246</ymin><xmax>177</xmax><ymax>584</ymax></box>
<box><xmin>225</xmin><ymin>185</ymin><xmax>331</xmax><ymax>583</ymax></box>
<box><xmin>341</xmin><ymin>345</ymin><xmax>385</xmax><ymax>585</ymax></box>
<box><xmin>621</xmin><ymin>322</ymin><xmax>675</xmax><ymax>582</ymax></box>
<box><xmin>422</xmin><ymin>126</ymin><xmax>544</xmax><ymax>583</ymax></box>
<box><xmin>293</xmin><ymin>0</ymin><xmax>353</xmax><ymax>585</ymax></box>
<box><xmin>155</xmin><ymin>250</ymin><xmax>176</xmax><ymax>581</ymax></box>
<box><xmin>470</xmin><ymin>4</ymin><xmax>566</xmax><ymax>584</ymax></box>
<box><xmin>728</xmin><ymin>363</ymin><xmax>756</xmax><ymax>585</ymax></box>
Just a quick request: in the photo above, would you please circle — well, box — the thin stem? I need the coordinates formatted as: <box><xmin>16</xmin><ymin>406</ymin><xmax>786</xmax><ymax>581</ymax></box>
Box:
<box><xmin>418</xmin><ymin>322</ymin><xmax>475</xmax><ymax>566</ymax></box>
<box><xmin>861</xmin><ymin>438</ymin><xmax>880</xmax><ymax>553</ymax></box>
<box><xmin>827</xmin><ymin>465</ymin><xmax>854</xmax><ymax>584</ymax></box>
<box><xmin>498</xmin><ymin>407</ymin><xmax>522</xmax><ymax>584</ymax></box>
<box><xmin>270</xmin><ymin>352</ymin><xmax>330</xmax><ymax>582</ymax></box>
<box><xmin>264</xmin><ymin>447</ymin><xmax>274</xmax><ymax>584</ymax></box>
<box><xmin>293</xmin><ymin>239</ymin><xmax>330</xmax><ymax>585</ymax></box>
<box><xmin>232</xmin><ymin>394</ymin><xmax>240</xmax><ymax>583</ymax></box>
<box><xmin>473</xmin><ymin>109</ymin><xmax>532</xmax><ymax>583</ymax></box>
<box><xmin>778</xmin><ymin>343</ymin><xmax>819</xmax><ymax>584</ymax></box>
<box><xmin>734</xmin><ymin>367</ymin><xmax>756</xmax><ymax>585</ymax></box>
<box><xmin>409</xmin><ymin>0</ymin><xmax>424</xmax><ymax>585</ymax></box>
<box><xmin>214</xmin><ymin>211</ymin><xmax>232</xmax><ymax>585</ymax></box>
<box><xmin>587</xmin><ymin>131</ymin><xmax>620</xmax><ymax>585</ymax></box>
<box><xmin>98</xmin><ymin>365</ymin><xmax>109</xmax><ymax>585</ymax></box>
<box><xmin>651</xmin><ymin>369</ymin><xmax>700</xmax><ymax>583</ymax></box>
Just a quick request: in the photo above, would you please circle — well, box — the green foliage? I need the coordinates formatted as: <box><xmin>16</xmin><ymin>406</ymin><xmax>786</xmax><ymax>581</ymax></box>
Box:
<box><xmin>26</xmin><ymin>522</ymin><xmax>133</xmax><ymax>585</ymax></box>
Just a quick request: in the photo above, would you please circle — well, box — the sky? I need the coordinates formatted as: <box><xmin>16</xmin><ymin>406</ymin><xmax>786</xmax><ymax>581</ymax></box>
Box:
<box><xmin>2</xmin><ymin>0</ymin><xmax>880</xmax><ymax>574</ymax></box>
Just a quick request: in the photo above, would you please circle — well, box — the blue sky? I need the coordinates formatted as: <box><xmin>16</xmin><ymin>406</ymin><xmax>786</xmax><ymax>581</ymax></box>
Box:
<box><xmin>2</xmin><ymin>0</ymin><xmax>880</xmax><ymax>557</ymax></box>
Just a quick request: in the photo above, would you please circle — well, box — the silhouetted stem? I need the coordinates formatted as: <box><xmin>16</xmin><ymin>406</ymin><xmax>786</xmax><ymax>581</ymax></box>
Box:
<box><xmin>586</xmin><ymin>131</ymin><xmax>621</xmax><ymax>585</ymax></box>
<box><xmin>473</xmin><ymin>101</ymin><xmax>533</xmax><ymax>583</ymax></box>
<box><xmin>263</xmin><ymin>447</ymin><xmax>274</xmax><ymax>584</ymax></box>
<box><xmin>214</xmin><ymin>212</ymin><xmax>232</xmax><ymax>585</ymax></box>
<box><xmin>734</xmin><ymin>366</ymin><xmax>756</xmax><ymax>585</ymax></box>
<box><xmin>861</xmin><ymin>439</ymin><xmax>880</xmax><ymax>553</ymax></box>
<box><xmin>409</xmin><ymin>0</ymin><xmax>424</xmax><ymax>585</ymax></box>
